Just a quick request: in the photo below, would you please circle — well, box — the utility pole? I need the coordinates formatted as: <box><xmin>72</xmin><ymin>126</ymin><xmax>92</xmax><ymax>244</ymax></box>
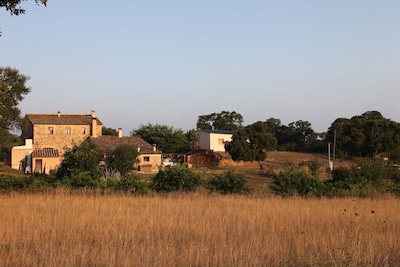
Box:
<box><xmin>328</xmin><ymin>142</ymin><xmax>332</xmax><ymax>172</ymax></box>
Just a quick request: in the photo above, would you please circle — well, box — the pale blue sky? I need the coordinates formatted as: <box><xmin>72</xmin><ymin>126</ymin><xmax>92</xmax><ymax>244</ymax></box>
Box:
<box><xmin>1</xmin><ymin>1</ymin><xmax>399</xmax><ymax>133</ymax></box>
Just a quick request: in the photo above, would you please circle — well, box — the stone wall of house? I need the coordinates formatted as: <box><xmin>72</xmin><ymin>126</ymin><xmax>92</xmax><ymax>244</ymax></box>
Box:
<box><xmin>32</xmin><ymin>124</ymin><xmax>102</xmax><ymax>155</ymax></box>
<box><xmin>137</xmin><ymin>154</ymin><xmax>162</xmax><ymax>172</ymax></box>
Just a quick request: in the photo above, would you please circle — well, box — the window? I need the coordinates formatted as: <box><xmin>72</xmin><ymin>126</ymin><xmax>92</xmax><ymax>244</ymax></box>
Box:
<box><xmin>218</xmin><ymin>139</ymin><xmax>224</xmax><ymax>145</ymax></box>
<box><xmin>47</xmin><ymin>127</ymin><xmax>54</xmax><ymax>135</ymax></box>
<box><xmin>143</xmin><ymin>156</ymin><xmax>150</xmax><ymax>162</ymax></box>
<box><xmin>66</xmin><ymin>127</ymin><xmax>71</xmax><ymax>135</ymax></box>
<box><xmin>82</xmin><ymin>127</ymin><xmax>86</xmax><ymax>134</ymax></box>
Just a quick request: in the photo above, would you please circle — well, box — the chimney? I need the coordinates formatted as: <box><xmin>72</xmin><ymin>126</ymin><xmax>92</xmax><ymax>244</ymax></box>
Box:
<box><xmin>57</xmin><ymin>111</ymin><xmax>61</xmax><ymax>118</ymax></box>
<box><xmin>153</xmin><ymin>144</ymin><xmax>157</xmax><ymax>152</ymax></box>
<box><xmin>118</xmin><ymin>128</ymin><xmax>122</xmax><ymax>138</ymax></box>
<box><xmin>91</xmin><ymin>109</ymin><xmax>97</xmax><ymax>138</ymax></box>
<box><xmin>137</xmin><ymin>146</ymin><xmax>141</xmax><ymax>152</ymax></box>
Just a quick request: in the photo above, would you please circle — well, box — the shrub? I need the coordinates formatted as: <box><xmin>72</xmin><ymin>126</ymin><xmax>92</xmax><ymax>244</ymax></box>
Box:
<box><xmin>270</xmin><ymin>167</ymin><xmax>325</xmax><ymax>197</ymax></box>
<box><xmin>58</xmin><ymin>171</ymin><xmax>100</xmax><ymax>189</ymax></box>
<box><xmin>151</xmin><ymin>164</ymin><xmax>201</xmax><ymax>192</ymax></box>
<box><xmin>206</xmin><ymin>169</ymin><xmax>251</xmax><ymax>195</ymax></box>
<box><xmin>117</xmin><ymin>175</ymin><xmax>148</xmax><ymax>195</ymax></box>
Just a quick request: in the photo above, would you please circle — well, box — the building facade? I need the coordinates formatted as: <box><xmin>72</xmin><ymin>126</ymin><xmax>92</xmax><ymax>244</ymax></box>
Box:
<box><xmin>196</xmin><ymin>129</ymin><xmax>234</xmax><ymax>152</ymax></box>
<box><xmin>12</xmin><ymin>110</ymin><xmax>102</xmax><ymax>174</ymax></box>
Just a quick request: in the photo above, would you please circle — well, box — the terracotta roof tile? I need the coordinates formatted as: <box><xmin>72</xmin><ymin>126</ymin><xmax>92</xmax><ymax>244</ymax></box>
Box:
<box><xmin>87</xmin><ymin>136</ymin><xmax>161</xmax><ymax>155</ymax></box>
<box><xmin>26</xmin><ymin>114</ymin><xmax>103</xmax><ymax>126</ymax></box>
<box><xmin>32</xmin><ymin>148</ymin><xmax>60</xmax><ymax>158</ymax></box>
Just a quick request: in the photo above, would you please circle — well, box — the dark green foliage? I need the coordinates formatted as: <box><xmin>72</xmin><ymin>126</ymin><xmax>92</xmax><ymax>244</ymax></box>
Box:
<box><xmin>197</xmin><ymin>111</ymin><xmax>243</xmax><ymax>131</ymax></box>
<box><xmin>57</xmin><ymin>171</ymin><xmax>99</xmax><ymax>189</ymax></box>
<box><xmin>0</xmin><ymin>67</ymin><xmax>30</xmax><ymax>137</ymax></box>
<box><xmin>299</xmin><ymin>158</ymin><xmax>323</xmax><ymax>177</ymax></box>
<box><xmin>0</xmin><ymin>175</ymin><xmax>53</xmax><ymax>191</ymax></box>
<box><xmin>0</xmin><ymin>131</ymin><xmax>19</xmax><ymax>161</ymax></box>
<box><xmin>117</xmin><ymin>175</ymin><xmax>148</xmax><ymax>195</ymax></box>
<box><xmin>151</xmin><ymin>164</ymin><xmax>201</xmax><ymax>192</ymax></box>
<box><xmin>225</xmin><ymin>122</ymin><xmax>277</xmax><ymax>162</ymax></box>
<box><xmin>206</xmin><ymin>169</ymin><xmax>251</xmax><ymax>195</ymax></box>
<box><xmin>106</xmin><ymin>144</ymin><xmax>139</xmax><ymax>176</ymax></box>
<box><xmin>56</xmin><ymin>141</ymin><xmax>102</xmax><ymax>181</ymax></box>
<box><xmin>131</xmin><ymin>123</ymin><xmax>197</xmax><ymax>153</ymax></box>
<box><xmin>102</xmin><ymin>126</ymin><xmax>118</xmax><ymax>136</ymax></box>
<box><xmin>270</xmin><ymin>167</ymin><xmax>325</xmax><ymax>197</ymax></box>
<box><xmin>326</xmin><ymin>111</ymin><xmax>400</xmax><ymax>159</ymax></box>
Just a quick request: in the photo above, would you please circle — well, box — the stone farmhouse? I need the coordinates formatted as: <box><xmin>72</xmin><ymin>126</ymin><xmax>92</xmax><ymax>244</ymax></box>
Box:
<box><xmin>11</xmin><ymin>110</ymin><xmax>161</xmax><ymax>174</ymax></box>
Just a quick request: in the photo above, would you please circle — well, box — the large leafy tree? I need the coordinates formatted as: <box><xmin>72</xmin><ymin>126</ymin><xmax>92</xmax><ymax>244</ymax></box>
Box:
<box><xmin>131</xmin><ymin>123</ymin><xmax>197</xmax><ymax>153</ymax></box>
<box><xmin>56</xmin><ymin>141</ymin><xmax>102</xmax><ymax>180</ymax></box>
<box><xmin>225</xmin><ymin>121</ymin><xmax>277</xmax><ymax>162</ymax></box>
<box><xmin>106</xmin><ymin>144</ymin><xmax>139</xmax><ymax>177</ymax></box>
<box><xmin>326</xmin><ymin>111</ymin><xmax>400</xmax><ymax>159</ymax></box>
<box><xmin>0</xmin><ymin>67</ymin><xmax>30</xmax><ymax>136</ymax></box>
<box><xmin>197</xmin><ymin>111</ymin><xmax>243</xmax><ymax>131</ymax></box>
<box><xmin>274</xmin><ymin>120</ymin><xmax>316</xmax><ymax>152</ymax></box>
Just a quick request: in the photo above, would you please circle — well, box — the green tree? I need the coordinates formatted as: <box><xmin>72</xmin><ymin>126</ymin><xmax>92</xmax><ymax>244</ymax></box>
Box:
<box><xmin>326</xmin><ymin>111</ymin><xmax>400</xmax><ymax>159</ymax></box>
<box><xmin>225</xmin><ymin>121</ymin><xmax>277</xmax><ymax>162</ymax></box>
<box><xmin>206</xmin><ymin>169</ymin><xmax>251</xmax><ymax>195</ymax></box>
<box><xmin>131</xmin><ymin>123</ymin><xmax>197</xmax><ymax>153</ymax></box>
<box><xmin>56</xmin><ymin>141</ymin><xmax>102</xmax><ymax>182</ymax></box>
<box><xmin>197</xmin><ymin>111</ymin><xmax>243</xmax><ymax>131</ymax></box>
<box><xmin>102</xmin><ymin>126</ymin><xmax>118</xmax><ymax>136</ymax></box>
<box><xmin>0</xmin><ymin>67</ymin><xmax>30</xmax><ymax>135</ymax></box>
<box><xmin>106</xmin><ymin>144</ymin><xmax>139</xmax><ymax>176</ymax></box>
<box><xmin>151</xmin><ymin>164</ymin><xmax>201</xmax><ymax>192</ymax></box>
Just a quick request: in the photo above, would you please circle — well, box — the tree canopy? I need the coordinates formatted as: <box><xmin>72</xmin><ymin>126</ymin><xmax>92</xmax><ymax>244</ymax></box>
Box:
<box><xmin>197</xmin><ymin>111</ymin><xmax>243</xmax><ymax>131</ymax></box>
<box><xmin>225</xmin><ymin>121</ymin><xmax>277</xmax><ymax>162</ymax></box>
<box><xmin>326</xmin><ymin>111</ymin><xmax>400</xmax><ymax>160</ymax></box>
<box><xmin>0</xmin><ymin>67</ymin><xmax>30</xmax><ymax>135</ymax></box>
<box><xmin>0</xmin><ymin>0</ymin><xmax>47</xmax><ymax>15</ymax></box>
<box><xmin>131</xmin><ymin>123</ymin><xmax>197</xmax><ymax>153</ymax></box>
<box><xmin>1</xmin><ymin>0</ymin><xmax>47</xmax><ymax>35</ymax></box>
<box><xmin>106</xmin><ymin>144</ymin><xmax>139</xmax><ymax>176</ymax></box>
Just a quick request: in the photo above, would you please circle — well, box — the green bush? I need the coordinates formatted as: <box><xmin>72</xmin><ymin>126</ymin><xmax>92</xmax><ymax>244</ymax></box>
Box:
<box><xmin>206</xmin><ymin>169</ymin><xmax>251</xmax><ymax>195</ymax></box>
<box><xmin>58</xmin><ymin>171</ymin><xmax>100</xmax><ymax>189</ymax></box>
<box><xmin>151</xmin><ymin>164</ymin><xmax>201</xmax><ymax>192</ymax></box>
<box><xmin>327</xmin><ymin>159</ymin><xmax>395</xmax><ymax>195</ymax></box>
<box><xmin>0</xmin><ymin>176</ymin><xmax>55</xmax><ymax>192</ymax></box>
<box><xmin>270</xmin><ymin>167</ymin><xmax>325</xmax><ymax>197</ymax></box>
<box><xmin>117</xmin><ymin>175</ymin><xmax>148</xmax><ymax>195</ymax></box>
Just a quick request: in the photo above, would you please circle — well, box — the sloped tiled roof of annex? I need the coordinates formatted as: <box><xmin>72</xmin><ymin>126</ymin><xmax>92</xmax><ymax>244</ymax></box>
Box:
<box><xmin>87</xmin><ymin>136</ymin><xmax>161</xmax><ymax>155</ymax></box>
<box><xmin>26</xmin><ymin>114</ymin><xmax>103</xmax><ymax>125</ymax></box>
<box><xmin>32</xmin><ymin>148</ymin><xmax>60</xmax><ymax>158</ymax></box>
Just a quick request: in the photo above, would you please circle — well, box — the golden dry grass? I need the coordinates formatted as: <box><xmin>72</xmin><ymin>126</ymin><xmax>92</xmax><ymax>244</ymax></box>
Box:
<box><xmin>1</xmin><ymin>191</ymin><xmax>400</xmax><ymax>266</ymax></box>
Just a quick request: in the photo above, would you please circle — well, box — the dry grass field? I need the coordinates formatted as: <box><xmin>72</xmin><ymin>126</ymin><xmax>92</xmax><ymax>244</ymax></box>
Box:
<box><xmin>1</xmin><ymin>191</ymin><xmax>400</xmax><ymax>266</ymax></box>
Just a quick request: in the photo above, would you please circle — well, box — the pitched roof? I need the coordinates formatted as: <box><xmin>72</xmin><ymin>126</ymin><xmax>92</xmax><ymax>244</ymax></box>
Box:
<box><xmin>26</xmin><ymin>114</ymin><xmax>103</xmax><ymax>126</ymax></box>
<box><xmin>87</xmin><ymin>136</ymin><xmax>161</xmax><ymax>155</ymax></box>
<box><xmin>32</xmin><ymin>148</ymin><xmax>60</xmax><ymax>158</ymax></box>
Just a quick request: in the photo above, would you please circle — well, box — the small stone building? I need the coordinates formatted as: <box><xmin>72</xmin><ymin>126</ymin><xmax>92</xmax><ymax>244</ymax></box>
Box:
<box><xmin>87</xmin><ymin>129</ymin><xmax>162</xmax><ymax>173</ymax></box>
